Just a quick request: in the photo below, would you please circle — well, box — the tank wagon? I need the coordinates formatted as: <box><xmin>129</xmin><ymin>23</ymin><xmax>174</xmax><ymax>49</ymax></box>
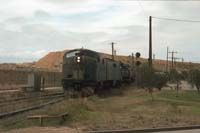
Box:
<box><xmin>62</xmin><ymin>49</ymin><xmax>135</xmax><ymax>90</ymax></box>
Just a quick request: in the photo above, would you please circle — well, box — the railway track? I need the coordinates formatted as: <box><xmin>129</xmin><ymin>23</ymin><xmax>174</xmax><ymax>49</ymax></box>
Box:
<box><xmin>0</xmin><ymin>92</ymin><xmax>65</xmax><ymax>119</ymax></box>
<box><xmin>84</xmin><ymin>125</ymin><xmax>200</xmax><ymax>133</ymax></box>
<box><xmin>0</xmin><ymin>98</ymin><xmax>63</xmax><ymax>119</ymax></box>
<box><xmin>0</xmin><ymin>92</ymin><xmax>64</xmax><ymax>104</ymax></box>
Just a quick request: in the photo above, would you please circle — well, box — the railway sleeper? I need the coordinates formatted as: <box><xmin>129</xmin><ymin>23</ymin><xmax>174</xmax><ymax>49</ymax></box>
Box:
<box><xmin>27</xmin><ymin>112</ymin><xmax>69</xmax><ymax>126</ymax></box>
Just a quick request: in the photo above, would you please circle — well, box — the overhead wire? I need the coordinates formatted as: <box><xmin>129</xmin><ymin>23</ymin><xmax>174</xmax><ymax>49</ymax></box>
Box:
<box><xmin>152</xmin><ymin>16</ymin><xmax>200</xmax><ymax>23</ymax></box>
<box><xmin>129</xmin><ymin>1</ymin><xmax>200</xmax><ymax>62</ymax></box>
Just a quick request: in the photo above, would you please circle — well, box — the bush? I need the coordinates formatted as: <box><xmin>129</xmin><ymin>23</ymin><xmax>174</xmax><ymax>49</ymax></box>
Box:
<box><xmin>136</xmin><ymin>64</ymin><xmax>168</xmax><ymax>90</ymax></box>
<box><xmin>154</xmin><ymin>72</ymin><xmax>168</xmax><ymax>91</ymax></box>
<box><xmin>168</xmin><ymin>69</ymin><xmax>182</xmax><ymax>83</ymax></box>
<box><xmin>188</xmin><ymin>69</ymin><xmax>200</xmax><ymax>94</ymax></box>
<box><xmin>180</xmin><ymin>70</ymin><xmax>189</xmax><ymax>80</ymax></box>
<box><xmin>168</xmin><ymin>69</ymin><xmax>182</xmax><ymax>97</ymax></box>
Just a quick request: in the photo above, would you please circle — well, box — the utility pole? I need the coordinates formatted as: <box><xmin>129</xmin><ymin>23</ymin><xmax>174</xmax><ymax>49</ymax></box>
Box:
<box><xmin>131</xmin><ymin>52</ymin><xmax>134</xmax><ymax>75</ymax></box>
<box><xmin>132</xmin><ymin>52</ymin><xmax>135</xmax><ymax>68</ymax></box>
<box><xmin>111</xmin><ymin>42</ymin><xmax>115</xmax><ymax>61</ymax></box>
<box><xmin>168</xmin><ymin>51</ymin><xmax>177</xmax><ymax>70</ymax></box>
<box><xmin>166</xmin><ymin>46</ymin><xmax>169</xmax><ymax>72</ymax></box>
<box><xmin>172</xmin><ymin>52</ymin><xmax>174</xmax><ymax>69</ymax></box>
<box><xmin>174</xmin><ymin>57</ymin><xmax>181</xmax><ymax>69</ymax></box>
<box><xmin>149</xmin><ymin>16</ymin><xmax>152</xmax><ymax>68</ymax></box>
<box><xmin>182</xmin><ymin>58</ymin><xmax>184</xmax><ymax>69</ymax></box>
<box><xmin>131</xmin><ymin>53</ymin><xmax>134</xmax><ymax>65</ymax></box>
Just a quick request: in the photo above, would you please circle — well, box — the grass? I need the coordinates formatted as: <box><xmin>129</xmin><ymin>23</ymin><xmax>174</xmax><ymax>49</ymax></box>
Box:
<box><xmin>1</xmin><ymin>87</ymin><xmax>200</xmax><ymax>131</ymax></box>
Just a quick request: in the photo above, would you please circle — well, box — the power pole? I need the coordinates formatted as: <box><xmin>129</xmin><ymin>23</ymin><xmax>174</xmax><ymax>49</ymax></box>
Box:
<box><xmin>111</xmin><ymin>42</ymin><xmax>115</xmax><ymax>61</ymax></box>
<box><xmin>132</xmin><ymin>52</ymin><xmax>134</xmax><ymax>65</ymax></box>
<box><xmin>172</xmin><ymin>52</ymin><xmax>174</xmax><ymax>69</ymax></box>
<box><xmin>131</xmin><ymin>52</ymin><xmax>134</xmax><ymax>74</ymax></box>
<box><xmin>174</xmin><ymin>57</ymin><xmax>181</xmax><ymax>69</ymax></box>
<box><xmin>168</xmin><ymin>51</ymin><xmax>177</xmax><ymax>70</ymax></box>
<box><xmin>149</xmin><ymin>16</ymin><xmax>152</xmax><ymax>68</ymax></box>
<box><xmin>166</xmin><ymin>46</ymin><xmax>169</xmax><ymax>72</ymax></box>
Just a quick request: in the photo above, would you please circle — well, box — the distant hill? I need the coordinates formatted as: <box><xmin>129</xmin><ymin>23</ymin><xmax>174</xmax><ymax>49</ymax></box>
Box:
<box><xmin>32</xmin><ymin>50</ymin><xmax>68</xmax><ymax>71</ymax></box>
<box><xmin>1</xmin><ymin>49</ymin><xmax>199</xmax><ymax>72</ymax></box>
<box><xmin>30</xmin><ymin>49</ymin><xmax>200</xmax><ymax>72</ymax></box>
<box><xmin>31</xmin><ymin>50</ymin><xmax>147</xmax><ymax>72</ymax></box>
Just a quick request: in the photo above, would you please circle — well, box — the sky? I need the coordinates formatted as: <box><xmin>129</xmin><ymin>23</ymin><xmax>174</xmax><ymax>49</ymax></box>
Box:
<box><xmin>0</xmin><ymin>0</ymin><xmax>200</xmax><ymax>63</ymax></box>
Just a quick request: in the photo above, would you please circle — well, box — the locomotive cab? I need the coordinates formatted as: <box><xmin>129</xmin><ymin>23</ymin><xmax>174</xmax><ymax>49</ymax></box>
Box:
<box><xmin>62</xmin><ymin>49</ymin><xmax>100</xmax><ymax>89</ymax></box>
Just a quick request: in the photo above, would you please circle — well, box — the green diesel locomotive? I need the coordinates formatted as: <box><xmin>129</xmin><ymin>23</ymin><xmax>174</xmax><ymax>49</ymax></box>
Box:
<box><xmin>62</xmin><ymin>49</ymin><xmax>134</xmax><ymax>90</ymax></box>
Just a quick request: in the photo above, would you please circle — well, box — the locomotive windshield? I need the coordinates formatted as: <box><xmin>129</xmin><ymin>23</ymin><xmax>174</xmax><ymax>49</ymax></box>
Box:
<box><xmin>65</xmin><ymin>49</ymin><xmax>99</xmax><ymax>59</ymax></box>
<box><xmin>65</xmin><ymin>50</ymin><xmax>80</xmax><ymax>58</ymax></box>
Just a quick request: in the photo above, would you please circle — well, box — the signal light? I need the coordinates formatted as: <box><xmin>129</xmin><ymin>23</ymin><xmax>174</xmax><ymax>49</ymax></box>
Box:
<box><xmin>76</xmin><ymin>56</ymin><xmax>81</xmax><ymax>63</ymax></box>
<box><xmin>136</xmin><ymin>52</ymin><xmax>141</xmax><ymax>58</ymax></box>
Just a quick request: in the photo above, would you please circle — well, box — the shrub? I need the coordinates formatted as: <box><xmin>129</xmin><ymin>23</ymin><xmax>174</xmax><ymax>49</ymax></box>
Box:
<box><xmin>136</xmin><ymin>64</ymin><xmax>168</xmax><ymax>90</ymax></box>
<box><xmin>136</xmin><ymin>64</ymin><xmax>168</xmax><ymax>100</ymax></box>
<box><xmin>168</xmin><ymin>69</ymin><xmax>182</xmax><ymax>97</ymax></box>
<box><xmin>188</xmin><ymin>69</ymin><xmax>200</xmax><ymax>94</ymax></box>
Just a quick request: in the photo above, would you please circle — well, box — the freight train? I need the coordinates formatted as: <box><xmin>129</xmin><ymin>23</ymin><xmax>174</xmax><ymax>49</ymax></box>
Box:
<box><xmin>62</xmin><ymin>49</ymin><xmax>135</xmax><ymax>91</ymax></box>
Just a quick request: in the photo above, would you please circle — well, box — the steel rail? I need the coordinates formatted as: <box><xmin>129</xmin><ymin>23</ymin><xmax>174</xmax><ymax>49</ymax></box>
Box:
<box><xmin>0</xmin><ymin>98</ymin><xmax>64</xmax><ymax>119</ymax></box>
<box><xmin>84</xmin><ymin>125</ymin><xmax>200</xmax><ymax>133</ymax></box>
<box><xmin>0</xmin><ymin>92</ymin><xmax>64</xmax><ymax>104</ymax></box>
<box><xmin>0</xmin><ymin>94</ymin><xmax>64</xmax><ymax>108</ymax></box>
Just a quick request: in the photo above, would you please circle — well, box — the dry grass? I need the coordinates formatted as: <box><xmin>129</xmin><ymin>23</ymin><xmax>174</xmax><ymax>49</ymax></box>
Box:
<box><xmin>1</xmin><ymin>87</ymin><xmax>200</xmax><ymax>131</ymax></box>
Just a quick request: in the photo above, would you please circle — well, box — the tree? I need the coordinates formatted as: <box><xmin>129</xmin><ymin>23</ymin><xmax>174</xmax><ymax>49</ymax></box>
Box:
<box><xmin>188</xmin><ymin>69</ymin><xmax>200</xmax><ymax>94</ymax></box>
<box><xmin>154</xmin><ymin>73</ymin><xmax>168</xmax><ymax>91</ymax></box>
<box><xmin>180</xmin><ymin>70</ymin><xmax>188</xmax><ymax>81</ymax></box>
<box><xmin>168</xmin><ymin>69</ymin><xmax>182</xmax><ymax>97</ymax></box>
<box><xmin>136</xmin><ymin>64</ymin><xmax>168</xmax><ymax>100</ymax></box>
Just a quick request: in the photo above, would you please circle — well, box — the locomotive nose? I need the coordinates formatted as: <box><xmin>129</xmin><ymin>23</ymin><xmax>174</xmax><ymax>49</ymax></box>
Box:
<box><xmin>73</xmin><ymin>55</ymin><xmax>84</xmax><ymax>80</ymax></box>
<box><xmin>76</xmin><ymin>56</ymin><xmax>81</xmax><ymax>63</ymax></box>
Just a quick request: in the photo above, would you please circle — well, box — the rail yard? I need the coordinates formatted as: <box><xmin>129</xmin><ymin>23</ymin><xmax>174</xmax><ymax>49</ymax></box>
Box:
<box><xmin>1</xmin><ymin>47</ymin><xmax>200</xmax><ymax>133</ymax></box>
<box><xmin>1</xmin><ymin>0</ymin><xmax>200</xmax><ymax>133</ymax></box>
<box><xmin>1</xmin><ymin>85</ymin><xmax>200</xmax><ymax>133</ymax></box>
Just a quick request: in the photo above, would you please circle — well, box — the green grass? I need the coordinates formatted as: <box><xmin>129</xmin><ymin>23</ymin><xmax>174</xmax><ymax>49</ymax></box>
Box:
<box><xmin>159</xmin><ymin>90</ymin><xmax>200</xmax><ymax>102</ymax></box>
<box><xmin>1</xmin><ymin>89</ymin><xmax>200</xmax><ymax>131</ymax></box>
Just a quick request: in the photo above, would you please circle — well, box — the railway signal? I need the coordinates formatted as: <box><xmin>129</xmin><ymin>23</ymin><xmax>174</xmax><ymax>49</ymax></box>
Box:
<box><xmin>135</xmin><ymin>52</ymin><xmax>141</xmax><ymax>66</ymax></box>
<box><xmin>136</xmin><ymin>52</ymin><xmax>141</xmax><ymax>58</ymax></box>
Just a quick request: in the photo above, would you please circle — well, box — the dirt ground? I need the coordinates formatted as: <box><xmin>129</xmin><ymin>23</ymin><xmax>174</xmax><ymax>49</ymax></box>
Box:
<box><xmin>163</xmin><ymin>81</ymin><xmax>195</xmax><ymax>91</ymax></box>
<box><xmin>4</xmin><ymin>127</ymin><xmax>78</xmax><ymax>133</ymax></box>
<box><xmin>2</xmin><ymin>82</ymin><xmax>200</xmax><ymax>132</ymax></box>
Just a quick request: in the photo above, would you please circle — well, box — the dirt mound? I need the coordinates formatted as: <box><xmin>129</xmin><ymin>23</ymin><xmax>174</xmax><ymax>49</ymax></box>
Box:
<box><xmin>33</xmin><ymin>50</ymin><xmax>147</xmax><ymax>71</ymax></box>
<box><xmin>33</xmin><ymin>50</ymin><xmax>68</xmax><ymax>71</ymax></box>
<box><xmin>19</xmin><ymin>49</ymin><xmax>200</xmax><ymax>72</ymax></box>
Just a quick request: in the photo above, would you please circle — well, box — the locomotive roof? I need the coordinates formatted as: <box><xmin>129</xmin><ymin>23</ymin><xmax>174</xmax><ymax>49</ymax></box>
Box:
<box><xmin>64</xmin><ymin>48</ymin><xmax>100</xmax><ymax>58</ymax></box>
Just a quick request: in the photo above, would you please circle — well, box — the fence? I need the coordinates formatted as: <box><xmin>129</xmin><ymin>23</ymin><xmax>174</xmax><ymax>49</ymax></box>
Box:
<box><xmin>0</xmin><ymin>69</ymin><xmax>62</xmax><ymax>90</ymax></box>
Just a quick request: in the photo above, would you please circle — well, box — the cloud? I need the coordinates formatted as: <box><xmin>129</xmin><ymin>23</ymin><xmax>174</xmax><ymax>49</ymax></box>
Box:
<box><xmin>0</xmin><ymin>0</ymin><xmax>200</xmax><ymax>63</ymax></box>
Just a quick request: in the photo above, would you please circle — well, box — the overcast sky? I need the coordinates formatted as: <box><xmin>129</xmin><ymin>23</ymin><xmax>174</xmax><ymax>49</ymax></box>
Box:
<box><xmin>0</xmin><ymin>0</ymin><xmax>200</xmax><ymax>63</ymax></box>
